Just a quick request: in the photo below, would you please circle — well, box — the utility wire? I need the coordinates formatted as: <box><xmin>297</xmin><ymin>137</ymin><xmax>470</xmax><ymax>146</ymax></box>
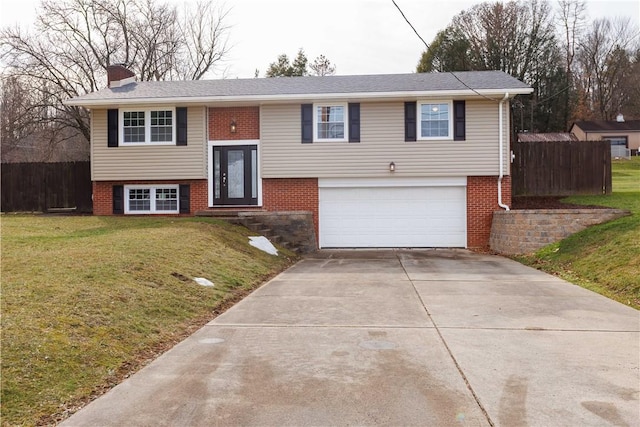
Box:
<box><xmin>448</xmin><ymin>71</ymin><xmax>501</xmax><ymax>102</ymax></box>
<box><xmin>390</xmin><ymin>0</ymin><xmax>500</xmax><ymax>102</ymax></box>
<box><xmin>391</xmin><ymin>0</ymin><xmax>429</xmax><ymax>50</ymax></box>
<box><xmin>535</xmin><ymin>84</ymin><xmax>570</xmax><ymax>105</ymax></box>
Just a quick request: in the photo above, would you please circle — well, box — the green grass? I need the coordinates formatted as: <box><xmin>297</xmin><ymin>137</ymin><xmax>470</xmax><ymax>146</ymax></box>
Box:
<box><xmin>514</xmin><ymin>157</ymin><xmax>640</xmax><ymax>309</ymax></box>
<box><xmin>1</xmin><ymin>216</ymin><xmax>297</xmax><ymax>426</ymax></box>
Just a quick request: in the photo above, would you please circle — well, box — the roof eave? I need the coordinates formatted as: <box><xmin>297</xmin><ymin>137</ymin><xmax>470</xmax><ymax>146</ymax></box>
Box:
<box><xmin>64</xmin><ymin>87</ymin><xmax>534</xmax><ymax>108</ymax></box>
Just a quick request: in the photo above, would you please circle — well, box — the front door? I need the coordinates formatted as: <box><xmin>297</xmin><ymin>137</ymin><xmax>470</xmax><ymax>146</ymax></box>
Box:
<box><xmin>212</xmin><ymin>145</ymin><xmax>258</xmax><ymax>205</ymax></box>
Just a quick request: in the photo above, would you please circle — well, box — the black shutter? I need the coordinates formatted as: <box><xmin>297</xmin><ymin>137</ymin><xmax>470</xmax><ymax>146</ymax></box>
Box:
<box><xmin>348</xmin><ymin>103</ymin><xmax>360</xmax><ymax>143</ymax></box>
<box><xmin>404</xmin><ymin>102</ymin><xmax>416</xmax><ymax>142</ymax></box>
<box><xmin>108</xmin><ymin>109</ymin><xmax>119</xmax><ymax>147</ymax></box>
<box><xmin>453</xmin><ymin>100</ymin><xmax>466</xmax><ymax>141</ymax></box>
<box><xmin>301</xmin><ymin>104</ymin><xmax>313</xmax><ymax>143</ymax></box>
<box><xmin>176</xmin><ymin>107</ymin><xmax>188</xmax><ymax>146</ymax></box>
<box><xmin>179</xmin><ymin>184</ymin><xmax>190</xmax><ymax>214</ymax></box>
<box><xmin>113</xmin><ymin>185</ymin><xmax>124</xmax><ymax>214</ymax></box>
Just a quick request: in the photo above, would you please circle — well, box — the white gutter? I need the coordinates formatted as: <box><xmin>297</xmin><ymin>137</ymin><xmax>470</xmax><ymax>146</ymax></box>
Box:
<box><xmin>498</xmin><ymin>92</ymin><xmax>510</xmax><ymax>211</ymax></box>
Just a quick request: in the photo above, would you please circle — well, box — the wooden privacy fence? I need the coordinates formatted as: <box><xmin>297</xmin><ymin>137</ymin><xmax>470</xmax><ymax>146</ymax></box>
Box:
<box><xmin>512</xmin><ymin>140</ymin><xmax>611</xmax><ymax>196</ymax></box>
<box><xmin>1</xmin><ymin>162</ymin><xmax>92</xmax><ymax>212</ymax></box>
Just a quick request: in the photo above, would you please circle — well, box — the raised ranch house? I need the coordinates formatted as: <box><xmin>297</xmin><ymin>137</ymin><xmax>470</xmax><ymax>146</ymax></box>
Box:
<box><xmin>65</xmin><ymin>66</ymin><xmax>533</xmax><ymax>249</ymax></box>
<box><xmin>570</xmin><ymin>116</ymin><xmax>640</xmax><ymax>158</ymax></box>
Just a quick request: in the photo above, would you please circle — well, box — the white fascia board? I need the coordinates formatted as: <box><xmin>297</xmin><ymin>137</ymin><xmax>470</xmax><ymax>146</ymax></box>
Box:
<box><xmin>64</xmin><ymin>88</ymin><xmax>534</xmax><ymax>108</ymax></box>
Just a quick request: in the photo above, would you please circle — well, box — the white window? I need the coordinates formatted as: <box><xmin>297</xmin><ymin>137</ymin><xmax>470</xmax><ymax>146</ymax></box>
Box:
<box><xmin>125</xmin><ymin>185</ymin><xmax>179</xmax><ymax>214</ymax></box>
<box><xmin>123</xmin><ymin>111</ymin><xmax>146</xmax><ymax>143</ymax></box>
<box><xmin>121</xmin><ymin>108</ymin><xmax>175</xmax><ymax>145</ymax></box>
<box><xmin>418</xmin><ymin>101</ymin><xmax>453</xmax><ymax>140</ymax></box>
<box><xmin>314</xmin><ymin>103</ymin><xmax>347</xmax><ymax>142</ymax></box>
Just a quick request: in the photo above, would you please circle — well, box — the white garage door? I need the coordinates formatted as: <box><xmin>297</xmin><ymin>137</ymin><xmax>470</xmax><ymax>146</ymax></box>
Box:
<box><xmin>319</xmin><ymin>178</ymin><xmax>466</xmax><ymax>248</ymax></box>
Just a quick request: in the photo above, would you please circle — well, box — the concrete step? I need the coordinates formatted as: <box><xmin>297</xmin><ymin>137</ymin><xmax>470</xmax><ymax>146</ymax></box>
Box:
<box><xmin>204</xmin><ymin>214</ymin><xmax>304</xmax><ymax>254</ymax></box>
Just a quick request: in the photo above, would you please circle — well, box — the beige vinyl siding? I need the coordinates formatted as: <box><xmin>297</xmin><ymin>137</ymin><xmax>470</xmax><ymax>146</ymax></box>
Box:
<box><xmin>91</xmin><ymin>107</ymin><xmax>206</xmax><ymax>181</ymax></box>
<box><xmin>261</xmin><ymin>100</ymin><xmax>510</xmax><ymax>178</ymax></box>
<box><xmin>571</xmin><ymin>126</ymin><xmax>587</xmax><ymax>141</ymax></box>
<box><xmin>586</xmin><ymin>131</ymin><xmax>640</xmax><ymax>151</ymax></box>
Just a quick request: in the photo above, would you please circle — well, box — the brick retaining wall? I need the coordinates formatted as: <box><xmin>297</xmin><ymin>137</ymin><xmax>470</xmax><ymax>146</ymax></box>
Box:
<box><xmin>490</xmin><ymin>209</ymin><xmax>629</xmax><ymax>255</ymax></box>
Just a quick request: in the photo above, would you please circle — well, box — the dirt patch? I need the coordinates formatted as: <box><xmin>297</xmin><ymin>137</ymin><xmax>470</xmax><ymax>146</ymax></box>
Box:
<box><xmin>511</xmin><ymin>196</ymin><xmax>608</xmax><ymax>210</ymax></box>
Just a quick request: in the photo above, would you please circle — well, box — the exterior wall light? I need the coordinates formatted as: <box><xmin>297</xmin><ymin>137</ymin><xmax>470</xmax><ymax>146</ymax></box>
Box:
<box><xmin>389</xmin><ymin>162</ymin><xmax>395</xmax><ymax>172</ymax></box>
<box><xmin>230</xmin><ymin>119</ymin><xmax>237</xmax><ymax>133</ymax></box>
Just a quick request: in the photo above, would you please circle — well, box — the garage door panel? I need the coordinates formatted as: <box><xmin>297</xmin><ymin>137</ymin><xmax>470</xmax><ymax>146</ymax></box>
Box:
<box><xmin>319</xmin><ymin>185</ymin><xmax>466</xmax><ymax>248</ymax></box>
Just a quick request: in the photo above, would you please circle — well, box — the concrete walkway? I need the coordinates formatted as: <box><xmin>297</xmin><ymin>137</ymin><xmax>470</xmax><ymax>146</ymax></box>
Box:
<box><xmin>61</xmin><ymin>250</ymin><xmax>639</xmax><ymax>427</ymax></box>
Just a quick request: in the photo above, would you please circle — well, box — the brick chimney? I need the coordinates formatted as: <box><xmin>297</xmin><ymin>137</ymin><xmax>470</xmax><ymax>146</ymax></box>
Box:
<box><xmin>106</xmin><ymin>64</ymin><xmax>136</xmax><ymax>88</ymax></box>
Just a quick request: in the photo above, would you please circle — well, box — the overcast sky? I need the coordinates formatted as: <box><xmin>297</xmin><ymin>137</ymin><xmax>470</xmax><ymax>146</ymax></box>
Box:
<box><xmin>1</xmin><ymin>0</ymin><xmax>638</xmax><ymax>79</ymax></box>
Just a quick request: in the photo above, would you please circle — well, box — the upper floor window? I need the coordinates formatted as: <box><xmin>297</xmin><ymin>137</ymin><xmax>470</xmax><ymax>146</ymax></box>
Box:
<box><xmin>419</xmin><ymin>101</ymin><xmax>452</xmax><ymax>140</ymax></box>
<box><xmin>121</xmin><ymin>108</ymin><xmax>175</xmax><ymax>145</ymax></box>
<box><xmin>314</xmin><ymin>104</ymin><xmax>347</xmax><ymax>142</ymax></box>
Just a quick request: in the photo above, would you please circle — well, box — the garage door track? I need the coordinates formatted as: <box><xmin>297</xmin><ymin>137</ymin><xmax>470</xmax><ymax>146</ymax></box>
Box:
<box><xmin>61</xmin><ymin>250</ymin><xmax>639</xmax><ymax>426</ymax></box>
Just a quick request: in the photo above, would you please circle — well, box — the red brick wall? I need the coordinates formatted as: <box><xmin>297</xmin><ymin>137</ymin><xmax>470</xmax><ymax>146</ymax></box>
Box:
<box><xmin>262</xmin><ymin>178</ymin><xmax>319</xmax><ymax>239</ymax></box>
<box><xmin>467</xmin><ymin>176</ymin><xmax>511</xmax><ymax>249</ymax></box>
<box><xmin>92</xmin><ymin>180</ymin><xmax>208</xmax><ymax>215</ymax></box>
<box><xmin>106</xmin><ymin>65</ymin><xmax>135</xmax><ymax>87</ymax></box>
<box><xmin>93</xmin><ymin>174</ymin><xmax>507</xmax><ymax>251</ymax></box>
<box><xmin>190</xmin><ymin>180</ymin><xmax>208</xmax><ymax>212</ymax></box>
<box><xmin>209</xmin><ymin>107</ymin><xmax>259</xmax><ymax>140</ymax></box>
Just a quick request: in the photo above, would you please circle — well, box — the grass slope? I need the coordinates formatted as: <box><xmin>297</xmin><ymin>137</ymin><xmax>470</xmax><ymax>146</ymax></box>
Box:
<box><xmin>1</xmin><ymin>216</ymin><xmax>296</xmax><ymax>426</ymax></box>
<box><xmin>515</xmin><ymin>158</ymin><xmax>640</xmax><ymax>309</ymax></box>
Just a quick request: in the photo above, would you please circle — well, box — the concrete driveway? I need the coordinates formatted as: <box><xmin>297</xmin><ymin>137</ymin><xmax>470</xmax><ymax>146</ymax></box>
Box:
<box><xmin>61</xmin><ymin>250</ymin><xmax>639</xmax><ymax>427</ymax></box>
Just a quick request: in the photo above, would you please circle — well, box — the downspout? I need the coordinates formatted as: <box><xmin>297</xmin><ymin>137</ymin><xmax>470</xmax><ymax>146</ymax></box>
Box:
<box><xmin>498</xmin><ymin>92</ymin><xmax>510</xmax><ymax>210</ymax></box>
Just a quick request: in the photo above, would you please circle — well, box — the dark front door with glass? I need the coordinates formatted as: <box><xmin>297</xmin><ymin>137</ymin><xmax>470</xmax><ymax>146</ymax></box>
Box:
<box><xmin>213</xmin><ymin>145</ymin><xmax>258</xmax><ymax>205</ymax></box>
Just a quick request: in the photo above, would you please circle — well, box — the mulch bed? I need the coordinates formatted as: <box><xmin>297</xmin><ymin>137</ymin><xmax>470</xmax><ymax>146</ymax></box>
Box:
<box><xmin>511</xmin><ymin>196</ymin><xmax>609</xmax><ymax>210</ymax></box>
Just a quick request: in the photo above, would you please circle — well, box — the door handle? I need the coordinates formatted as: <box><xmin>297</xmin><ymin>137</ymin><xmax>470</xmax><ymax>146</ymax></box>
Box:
<box><xmin>222</xmin><ymin>172</ymin><xmax>227</xmax><ymax>186</ymax></box>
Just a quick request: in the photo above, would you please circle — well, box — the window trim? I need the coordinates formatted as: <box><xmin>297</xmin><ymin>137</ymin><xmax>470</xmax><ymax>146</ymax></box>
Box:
<box><xmin>313</xmin><ymin>103</ymin><xmax>348</xmax><ymax>142</ymax></box>
<box><xmin>124</xmin><ymin>184</ymin><xmax>180</xmax><ymax>214</ymax></box>
<box><xmin>120</xmin><ymin>107</ymin><xmax>176</xmax><ymax>146</ymax></box>
<box><xmin>417</xmin><ymin>100</ymin><xmax>454</xmax><ymax>141</ymax></box>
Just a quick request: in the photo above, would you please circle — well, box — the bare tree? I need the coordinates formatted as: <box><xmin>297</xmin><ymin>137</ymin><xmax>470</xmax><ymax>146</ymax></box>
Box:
<box><xmin>1</xmin><ymin>73</ymin><xmax>90</xmax><ymax>162</ymax></box>
<box><xmin>309</xmin><ymin>54</ymin><xmax>336</xmax><ymax>76</ymax></box>
<box><xmin>1</xmin><ymin>74</ymin><xmax>37</xmax><ymax>161</ymax></box>
<box><xmin>451</xmin><ymin>0</ymin><xmax>558</xmax><ymax>83</ymax></box>
<box><xmin>575</xmin><ymin>17</ymin><xmax>640</xmax><ymax>120</ymax></box>
<box><xmin>557</xmin><ymin>0</ymin><xmax>587</xmax><ymax>126</ymax></box>
<box><xmin>419</xmin><ymin>0</ymin><xmax>565</xmax><ymax>132</ymax></box>
<box><xmin>0</xmin><ymin>0</ymin><xmax>231</xmax><ymax>160</ymax></box>
<box><xmin>558</xmin><ymin>0</ymin><xmax>586</xmax><ymax>76</ymax></box>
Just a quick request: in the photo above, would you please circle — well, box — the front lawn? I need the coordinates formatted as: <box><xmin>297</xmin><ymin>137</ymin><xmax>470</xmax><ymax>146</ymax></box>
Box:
<box><xmin>1</xmin><ymin>216</ymin><xmax>296</xmax><ymax>426</ymax></box>
<box><xmin>514</xmin><ymin>157</ymin><xmax>640</xmax><ymax>309</ymax></box>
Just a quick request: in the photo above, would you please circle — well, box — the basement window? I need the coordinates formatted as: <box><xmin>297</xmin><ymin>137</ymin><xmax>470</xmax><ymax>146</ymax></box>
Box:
<box><xmin>124</xmin><ymin>185</ymin><xmax>179</xmax><ymax>214</ymax></box>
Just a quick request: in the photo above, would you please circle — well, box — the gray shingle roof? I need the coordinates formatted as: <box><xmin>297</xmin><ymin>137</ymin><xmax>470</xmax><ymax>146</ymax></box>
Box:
<box><xmin>517</xmin><ymin>132</ymin><xmax>578</xmax><ymax>142</ymax></box>
<box><xmin>572</xmin><ymin>120</ymin><xmax>640</xmax><ymax>132</ymax></box>
<box><xmin>66</xmin><ymin>71</ymin><xmax>532</xmax><ymax>106</ymax></box>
